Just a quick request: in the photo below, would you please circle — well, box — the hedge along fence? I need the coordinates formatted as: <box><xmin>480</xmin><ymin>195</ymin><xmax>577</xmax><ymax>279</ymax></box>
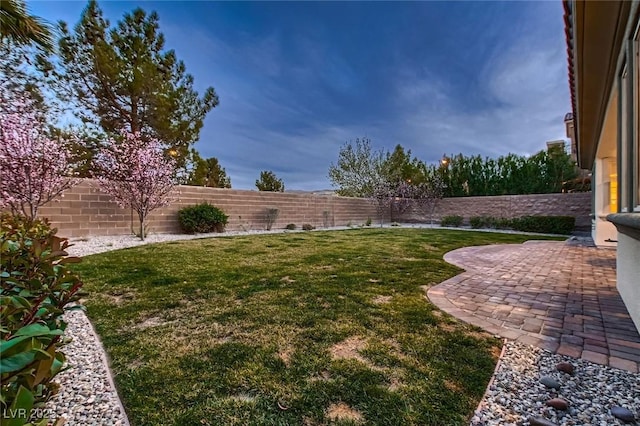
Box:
<box><xmin>34</xmin><ymin>180</ymin><xmax>591</xmax><ymax>238</ymax></box>
<box><xmin>403</xmin><ymin>192</ymin><xmax>592</xmax><ymax>230</ymax></box>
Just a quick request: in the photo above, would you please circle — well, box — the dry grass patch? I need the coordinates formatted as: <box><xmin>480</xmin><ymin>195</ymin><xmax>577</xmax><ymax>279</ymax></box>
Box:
<box><xmin>372</xmin><ymin>295</ymin><xmax>393</xmax><ymax>304</ymax></box>
<box><xmin>100</xmin><ymin>290</ymin><xmax>136</xmax><ymax>305</ymax></box>
<box><xmin>444</xmin><ymin>379</ymin><xmax>463</xmax><ymax>393</ymax></box>
<box><xmin>329</xmin><ymin>336</ymin><xmax>368</xmax><ymax>363</ymax></box>
<box><xmin>278</xmin><ymin>347</ymin><xmax>293</xmax><ymax>366</ymax></box>
<box><xmin>227</xmin><ymin>394</ymin><xmax>257</xmax><ymax>404</ymax></box>
<box><xmin>132</xmin><ymin>315</ymin><xmax>173</xmax><ymax>330</ymax></box>
<box><xmin>326</xmin><ymin>402</ymin><xmax>364</xmax><ymax>423</ymax></box>
<box><xmin>387</xmin><ymin>376</ymin><xmax>404</xmax><ymax>392</ymax></box>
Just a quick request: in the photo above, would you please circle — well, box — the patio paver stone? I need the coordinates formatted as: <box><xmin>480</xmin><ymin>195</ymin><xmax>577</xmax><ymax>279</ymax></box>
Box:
<box><xmin>427</xmin><ymin>240</ymin><xmax>640</xmax><ymax>372</ymax></box>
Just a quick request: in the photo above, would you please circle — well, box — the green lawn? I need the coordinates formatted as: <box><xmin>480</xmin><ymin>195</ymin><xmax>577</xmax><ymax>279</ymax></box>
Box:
<box><xmin>74</xmin><ymin>228</ymin><xmax>563</xmax><ymax>426</ymax></box>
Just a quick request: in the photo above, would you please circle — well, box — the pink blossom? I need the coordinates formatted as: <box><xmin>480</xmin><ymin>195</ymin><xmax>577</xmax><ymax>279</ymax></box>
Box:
<box><xmin>0</xmin><ymin>95</ymin><xmax>78</xmax><ymax>219</ymax></box>
<box><xmin>94</xmin><ymin>130</ymin><xmax>176</xmax><ymax>240</ymax></box>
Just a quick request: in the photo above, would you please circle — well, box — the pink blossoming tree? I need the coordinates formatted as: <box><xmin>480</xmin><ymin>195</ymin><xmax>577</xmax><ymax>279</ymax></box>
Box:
<box><xmin>0</xmin><ymin>95</ymin><xmax>78</xmax><ymax>220</ymax></box>
<box><xmin>94</xmin><ymin>131</ymin><xmax>177</xmax><ymax>240</ymax></box>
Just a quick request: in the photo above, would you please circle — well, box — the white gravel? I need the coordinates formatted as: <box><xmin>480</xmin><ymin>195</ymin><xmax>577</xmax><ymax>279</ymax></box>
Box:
<box><xmin>48</xmin><ymin>226</ymin><xmax>609</xmax><ymax>426</ymax></box>
<box><xmin>471</xmin><ymin>341</ymin><xmax>640</xmax><ymax>426</ymax></box>
<box><xmin>65</xmin><ymin>228</ymin><xmax>330</xmax><ymax>257</ymax></box>
<box><xmin>47</xmin><ymin>310</ymin><xmax>127</xmax><ymax>426</ymax></box>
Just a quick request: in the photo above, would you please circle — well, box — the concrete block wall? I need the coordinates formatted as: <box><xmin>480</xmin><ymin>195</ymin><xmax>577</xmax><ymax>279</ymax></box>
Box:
<box><xmin>36</xmin><ymin>180</ymin><xmax>592</xmax><ymax>238</ymax></box>
<box><xmin>401</xmin><ymin>192</ymin><xmax>592</xmax><ymax>229</ymax></box>
<box><xmin>38</xmin><ymin>180</ymin><xmax>382</xmax><ymax>238</ymax></box>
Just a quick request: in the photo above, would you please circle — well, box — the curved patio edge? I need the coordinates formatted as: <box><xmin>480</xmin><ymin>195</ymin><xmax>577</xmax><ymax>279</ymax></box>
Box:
<box><xmin>426</xmin><ymin>241</ymin><xmax>640</xmax><ymax>373</ymax></box>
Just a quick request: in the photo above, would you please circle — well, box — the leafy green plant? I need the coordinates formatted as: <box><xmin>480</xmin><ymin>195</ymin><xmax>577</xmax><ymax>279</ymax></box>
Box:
<box><xmin>177</xmin><ymin>203</ymin><xmax>228</xmax><ymax>234</ymax></box>
<box><xmin>440</xmin><ymin>215</ymin><xmax>463</xmax><ymax>227</ymax></box>
<box><xmin>469</xmin><ymin>216</ymin><xmax>483</xmax><ymax>229</ymax></box>
<box><xmin>1</xmin><ymin>214</ymin><xmax>84</xmax><ymax>425</ymax></box>
<box><xmin>469</xmin><ymin>216</ymin><xmax>500</xmax><ymax>229</ymax></box>
<box><xmin>494</xmin><ymin>217</ymin><xmax>512</xmax><ymax>229</ymax></box>
<box><xmin>464</xmin><ymin>215</ymin><xmax>575</xmax><ymax>234</ymax></box>
<box><xmin>285</xmin><ymin>223</ymin><xmax>296</xmax><ymax>230</ymax></box>
<box><xmin>302</xmin><ymin>223</ymin><xmax>315</xmax><ymax>231</ymax></box>
<box><xmin>509</xmin><ymin>216</ymin><xmax>575</xmax><ymax>235</ymax></box>
<box><xmin>265</xmin><ymin>208</ymin><xmax>279</xmax><ymax>231</ymax></box>
<box><xmin>365</xmin><ymin>217</ymin><xmax>372</xmax><ymax>227</ymax></box>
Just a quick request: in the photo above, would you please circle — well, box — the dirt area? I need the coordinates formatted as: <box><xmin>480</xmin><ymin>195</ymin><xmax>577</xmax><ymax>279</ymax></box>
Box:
<box><xmin>326</xmin><ymin>402</ymin><xmax>364</xmax><ymax>423</ymax></box>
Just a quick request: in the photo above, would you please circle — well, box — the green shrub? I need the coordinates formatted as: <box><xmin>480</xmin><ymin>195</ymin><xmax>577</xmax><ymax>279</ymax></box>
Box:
<box><xmin>285</xmin><ymin>223</ymin><xmax>296</xmax><ymax>230</ymax></box>
<box><xmin>1</xmin><ymin>214</ymin><xmax>84</xmax><ymax>425</ymax></box>
<box><xmin>302</xmin><ymin>223</ymin><xmax>315</xmax><ymax>231</ymax></box>
<box><xmin>469</xmin><ymin>216</ymin><xmax>501</xmax><ymax>229</ymax></box>
<box><xmin>509</xmin><ymin>216</ymin><xmax>575</xmax><ymax>235</ymax></box>
<box><xmin>494</xmin><ymin>217</ymin><xmax>512</xmax><ymax>229</ymax></box>
<box><xmin>178</xmin><ymin>203</ymin><xmax>228</xmax><ymax>234</ymax></box>
<box><xmin>469</xmin><ymin>216</ymin><xmax>483</xmax><ymax>229</ymax></box>
<box><xmin>365</xmin><ymin>217</ymin><xmax>372</xmax><ymax>227</ymax></box>
<box><xmin>440</xmin><ymin>215</ymin><xmax>463</xmax><ymax>227</ymax></box>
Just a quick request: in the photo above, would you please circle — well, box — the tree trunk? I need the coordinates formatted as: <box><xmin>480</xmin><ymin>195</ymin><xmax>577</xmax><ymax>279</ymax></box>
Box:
<box><xmin>138</xmin><ymin>211</ymin><xmax>146</xmax><ymax>240</ymax></box>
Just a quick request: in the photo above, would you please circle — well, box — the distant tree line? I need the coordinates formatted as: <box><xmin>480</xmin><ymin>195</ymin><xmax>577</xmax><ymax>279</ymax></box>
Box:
<box><xmin>328</xmin><ymin>138</ymin><xmax>579</xmax><ymax>200</ymax></box>
<box><xmin>437</xmin><ymin>145</ymin><xmax>577</xmax><ymax>197</ymax></box>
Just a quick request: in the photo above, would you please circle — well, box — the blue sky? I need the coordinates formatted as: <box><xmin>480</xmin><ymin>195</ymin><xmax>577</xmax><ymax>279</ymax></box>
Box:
<box><xmin>30</xmin><ymin>1</ymin><xmax>570</xmax><ymax>190</ymax></box>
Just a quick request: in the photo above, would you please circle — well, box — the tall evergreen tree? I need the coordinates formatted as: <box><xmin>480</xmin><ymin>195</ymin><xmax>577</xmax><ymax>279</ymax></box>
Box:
<box><xmin>383</xmin><ymin>144</ymin><xmax>427</xmax><ymax>185</ymax></box>
<box><xmin>57</xmin><ymin>0</ymin><xmax>219</xmax><ymax>166</ymax></box>
<box><xmin>256</xmin><ymin>170</ymin><xmax>284</xmax><ymax>192</ymax></box>
<box><xmin>188</xmin><ymin>153</ymin><xmax>231</xmax><ymax>188</ymax></box>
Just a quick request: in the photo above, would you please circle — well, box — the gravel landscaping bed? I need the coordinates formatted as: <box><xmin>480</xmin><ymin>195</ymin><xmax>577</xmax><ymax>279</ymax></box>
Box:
<box><xmin>64</xmin><ymin>228</ymin><xmax>333</xmax><ymax>257</ymax></box>
<box><xmin>47</xmin><ymin>310</ymin><xmax>127</xmax><ymax>426</ymax></box>
<box><xmin>471</xmin><ymin>341</ymin><xmax>640</xmax><ymax>426</ymax></box>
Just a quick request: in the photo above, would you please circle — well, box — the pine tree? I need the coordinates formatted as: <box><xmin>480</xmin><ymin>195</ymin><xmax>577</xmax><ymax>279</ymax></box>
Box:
<box><xmin>188</xmin><ymin>154</ymin><xmax>231</xmax><ymax>188</ymax></box>
<box><xmin>256</xmin><ymin>170</ymin><xmax>285</xmax><ymax>192</ymax></box>
<box><xmin>57</xmin><ymin>0</ymin><xmax>219</xmax><ymax>167</ymax></box>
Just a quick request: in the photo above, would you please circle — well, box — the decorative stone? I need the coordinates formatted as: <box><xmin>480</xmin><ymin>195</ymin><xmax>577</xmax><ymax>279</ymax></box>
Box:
<box><xmin>528</xmin><ymin>416</ymin><xmax>559</xmax><ymax>426</ymax></box>
<box><xmin>546</xmin><ymin>398</ymin><xmax>569</xmax><ymax>410</ymax></box>
<box><xmin>556</xmin><ymin>362</ymin><xmax>575</xmax><ymax>374</ymax></box>
<box><xmin>611</xmin><ymin>406</ymin><xmax>636</xmax><ymax>423</ymax></box>
<box><xmin>539</xmin><ymin>376</ymin><xmax>561</xmax><ymax>390</ymax></box>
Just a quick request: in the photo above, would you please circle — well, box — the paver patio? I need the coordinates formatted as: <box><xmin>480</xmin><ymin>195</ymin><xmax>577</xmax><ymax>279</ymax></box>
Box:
<box><xmin>427</xmin><ymin>240</ymin><xmax>640</xmax><ymax>372</ymax></box>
